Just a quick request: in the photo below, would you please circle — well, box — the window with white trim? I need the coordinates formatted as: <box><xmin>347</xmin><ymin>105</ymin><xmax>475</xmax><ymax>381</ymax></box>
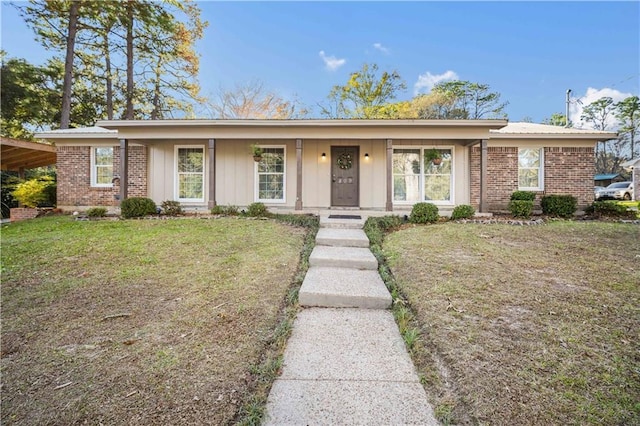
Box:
<box><xmin>256</xmin><ymin>146</ymin><xmax>285</xmax><ymax>202</ymax></box>
<box><xmin>91</xmin><ymin>147</ymin><xmax>114</xmax><ymax>187</ymax></box>
<box><xmin>424</xmin><ymin>149</ymin><xmax>452</xmax><ymax>202</ymax></box>
<box><xmin>393</xmin><ymin>147</ymin><xmax>453</xmax><ymax>204</ymax></box>
<box><xmin>393</xmin><ymin>149</ymin><xmax>421</xmax><ymax>202</ymax></box>
<box><xmin>518</xmin><ymin>148</ymin><xmax>544</xmax><ymax>190</ymax></box>
<box><xmin>176</xmin><ymin>146</ymin><xmax>204</xmax><ymax>202</ymax></box>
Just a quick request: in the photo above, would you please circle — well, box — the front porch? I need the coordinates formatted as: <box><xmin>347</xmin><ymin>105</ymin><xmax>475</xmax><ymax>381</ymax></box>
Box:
<box><xmin>106</xmin><ymin>120</ymin><xmax>505</xmax><ymax>213</ymax></box>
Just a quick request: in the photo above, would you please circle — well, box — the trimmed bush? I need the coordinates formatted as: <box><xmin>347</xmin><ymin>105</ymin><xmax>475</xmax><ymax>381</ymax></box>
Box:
<box><xmin>120</xmin><ymin>197</ymin><xmax>157</xmax><ymax>218</ymax></box>
<box><xmin>541</xmin><ymin>195</ymin><xmax>577</xmax><ymax>218</ymax></box>
<box><xmin>586</xmin><ymin>201</ymin><xmax>635</xmax><ymax>219</ymax></box>
<box><xmin>273</xmin><ymin>213</ymin><xmax>319</xmax><ymax>229</ymax></box>
<box><xmin>511</xmin><ymin>191</ymin><xmax>537</xmax><ymax>201</ymax></box>
<box><xmin>86</xmin><ymin>207</ymin><xmax>107</xmax><ymax>218</ymax></box>
<box><xmin>161</xmin><ymin>200</ymin><xmax>183</xmax><ymax>216</ymax></box>
<box><xmin>509</xmin><ymin>200</ymin><xmax>533</xmax><ymax>218</ymax></box>
<box><xmin>409</xmin><ymin>202</ymin><xmax>439</xmax><ymax>224</ymax></box>
<box><xmin>247</xmin><ymin>202</ymin><xmax>268</xmax><ymax>217</ymax></box>
<box><xmin>223</xmin><ymin>205</ymin><xmax>239</xmax><ymax>216</ymax></box>
<box><xmin>451</xmin><ymin>204</ymin><xmax>475</xmax><ymax>220</ymax></box>
<box><xmin>363</xmin><ymin>215</ymin><xmax>404</xmax><ymax>247</ymax></box>
<box><xmin>12</xmin><ymin>176</ymin><xmax>56</xmax><ymax>208</ymax></box>
<box><xmin>210</xmin><ymin>204</ymin><xmax>240</xmax><ymax>216</ymax></box>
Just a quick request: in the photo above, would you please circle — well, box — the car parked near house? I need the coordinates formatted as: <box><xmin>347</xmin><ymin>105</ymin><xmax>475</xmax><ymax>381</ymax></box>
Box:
<box><xmin>594</xmin><ymin>186</ymin><xmax>605</xmax><ymax>199</ymax></box>
<box><xmin>595</xmin><ymin>182</ymin><xmax>633</xmax><ymax>200</ymax></box>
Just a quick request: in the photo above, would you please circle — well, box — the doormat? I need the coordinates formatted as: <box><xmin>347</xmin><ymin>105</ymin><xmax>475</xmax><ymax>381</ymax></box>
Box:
<box><xmin>328</xmin><ymin>215</ymin><xmax>362</xmax><ymax>219</ymax></box>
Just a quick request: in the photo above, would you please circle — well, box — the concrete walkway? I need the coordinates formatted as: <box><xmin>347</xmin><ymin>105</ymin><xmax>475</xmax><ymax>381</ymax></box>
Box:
<box><xmin>263</xmin><ymin>215</ymin><xmax>438</xmax><ymax>425</ymax></box>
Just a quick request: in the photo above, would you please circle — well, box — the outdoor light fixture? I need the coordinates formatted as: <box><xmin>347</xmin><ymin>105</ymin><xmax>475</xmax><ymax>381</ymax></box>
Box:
<box><xmin>321</xmin><ymin>152</ymin><xmax>326</xmax><ymax>158</ymax></box>
<box><xmin>364</xmin><ymin>153</ymin><xmax>369</xmax><ymax>159</ymax></box>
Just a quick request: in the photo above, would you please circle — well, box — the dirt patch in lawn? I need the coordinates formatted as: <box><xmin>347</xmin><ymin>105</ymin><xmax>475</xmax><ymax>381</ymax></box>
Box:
<box><xmin>383</xmin><ymin>221</ymin><xmax>640</xmax><ymax>425</ymax></box>
<box><xmin>1</xmin><ymin>216</ymin><xmax>306</xmax><ymax>425</ymax></box>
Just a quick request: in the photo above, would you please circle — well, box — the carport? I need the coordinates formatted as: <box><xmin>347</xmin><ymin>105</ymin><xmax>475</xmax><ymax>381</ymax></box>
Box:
<box><xmin>1</xmin><ymin>137</ymin><xmax>57</xmax><ymax>176</ymax></box>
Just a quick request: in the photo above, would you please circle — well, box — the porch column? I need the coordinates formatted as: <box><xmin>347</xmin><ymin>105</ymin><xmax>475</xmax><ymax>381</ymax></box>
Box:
<box><xmin>295</xmin><ymin>138</ymin><xmax>303</xmax><ymax>210</ymax></box>
<box><xmin>385</xmin><ymin>139</ymin><xmax>393</xmax><ymax>211</ymax></box>
<box><xmin>119</xmin><ymin>138</ymin><xmax>128</xmax><ymax>202</ymax></box>
<box><xmin>480</xmin><ymin>139</ymin><xmax>488</xmax><ymax>213</ymax></box>
<box><xmin>208</xmin><ymin>139</ymin><xmax>216</xmax><ymax>208</ymax></box>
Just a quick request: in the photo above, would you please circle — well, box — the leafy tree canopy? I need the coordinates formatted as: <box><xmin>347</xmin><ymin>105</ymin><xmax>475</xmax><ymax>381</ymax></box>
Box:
<box><xmin>542</xmin><ymin>113</ymin><xmax>567</xmax><ymax>127</ymax></box>
<box><xmin>321</xmin><ymin>63</ymin><xmax>407</xmax><ymax>118</ymax></box>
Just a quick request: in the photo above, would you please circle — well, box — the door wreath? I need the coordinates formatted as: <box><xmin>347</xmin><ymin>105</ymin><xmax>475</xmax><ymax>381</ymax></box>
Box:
<box><xmin>337</xmin><ymin>152</ymin><xmax>353</xmax><ymax>170</ymax></box>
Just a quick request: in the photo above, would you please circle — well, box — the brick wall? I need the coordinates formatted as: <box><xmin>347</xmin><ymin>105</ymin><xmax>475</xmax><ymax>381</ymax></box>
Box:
<box><xmin>57</xmin><ymin>145</ymin><xmax>147</xmax><ymax>209</ymax></box>
<box><xmin>470</xmin><ymin>146</ymin><xmax>519</xmax><ymax>210</ymax></box>
<box><xmin>10</xmin><ymin>207</ymin><xmax>40</xmax><ymax>222</ymax></box>
<box><xmin>544</xmin><ymin>147</ymin><xmax>595</xmax><ymax>207</ymax></box>
<box><xmin>471</xmin><ymin>145</ymin><xmax>595</xmax><ymax>211</ymax></box>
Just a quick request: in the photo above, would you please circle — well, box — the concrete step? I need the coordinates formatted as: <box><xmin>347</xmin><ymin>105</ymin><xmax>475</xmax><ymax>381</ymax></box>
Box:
<box><xmin>299</xmin><ymin>267</ymin><xmax>392</xmax><ymax>309</ymax></box>
<box><xmin>315</xmin><ymin>228</ymin><xmax>370</xmax><ymax>248</ymax></box>
<box><xmin>263</xmin><ymin>308</ymin><xmax>438</xmax><ymax>425</ymax></box>
<box><xmin>320</xmin><ymin>215</ymin><xmax>365</xmax><ymax>229</ymax></box>
<box><xmin>309</xmin><ymin>246</ymin><xmax>378</xmax><ymax>270</ymax></box>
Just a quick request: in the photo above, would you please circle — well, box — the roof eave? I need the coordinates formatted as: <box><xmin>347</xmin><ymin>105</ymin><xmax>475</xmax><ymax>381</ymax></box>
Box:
<box><xmin>96</xmin><ymin>119</ymin><xmax>509</xmax><ymax>130</ymax></box>
<box><xmin>35</xmin><ymin>132</ymin><xmax>118</xmax><ymax>140</ymax></box>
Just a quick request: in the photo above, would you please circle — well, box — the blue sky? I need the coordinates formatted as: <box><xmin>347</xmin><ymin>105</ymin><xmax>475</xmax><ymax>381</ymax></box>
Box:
<box><xmin>1</xmin><ymin>1</ymin><xmax>639</xmax><ymax>126</ymax></box>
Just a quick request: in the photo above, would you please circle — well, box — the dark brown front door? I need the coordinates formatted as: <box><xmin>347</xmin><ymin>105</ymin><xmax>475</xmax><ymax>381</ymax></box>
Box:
<box><xmin>331</xmin><ymin>146</ymin><xmax>359</xmax><ymax>207</ymax></box>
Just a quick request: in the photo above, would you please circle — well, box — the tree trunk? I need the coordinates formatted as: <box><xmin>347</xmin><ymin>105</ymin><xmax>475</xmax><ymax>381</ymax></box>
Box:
<box><xmin>125</xmin><ymin>0</ymin><xmax>134</xmax><ymax>120</ymax></box>
<box><xmin>60</xmin><ymin>1</ymin><xmax>79</xmax><ymax>129</ymax></box>
<box><xmin>151</xmin><ymin>58</ymin><xmax>162</xmax><ymax>120</ymax></box>
<box><xmin>104</xmin><ymin>30</ymin><xmax>113</xmax><ymax>120</ymax></box>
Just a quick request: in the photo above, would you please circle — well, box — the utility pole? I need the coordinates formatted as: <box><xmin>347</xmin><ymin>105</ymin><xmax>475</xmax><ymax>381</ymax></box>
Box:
<box><xmin>565</xmin><ymin>89</ymin><xmax>572</xmax><ymax>127</ymax></box>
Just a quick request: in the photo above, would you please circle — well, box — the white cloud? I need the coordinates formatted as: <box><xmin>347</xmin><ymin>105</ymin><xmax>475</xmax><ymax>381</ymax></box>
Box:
<box><xmin>372</xmin><ymin>43</ymin><xmax>389</xmax><ymax>54</ymax></box>
<box><xmin>569</xmin><ymin>87</ymin><xmax>633</xmax><ymax>130</ymax></box>
<box><xmin>319</xmin><ymin>50</ymin><xmax>346</xmax><ymax>71</ymax></box>
<box><xmin>413</xmin><ymin>70</ymin><xmax>459</xmax><ymax>95</ymax></box>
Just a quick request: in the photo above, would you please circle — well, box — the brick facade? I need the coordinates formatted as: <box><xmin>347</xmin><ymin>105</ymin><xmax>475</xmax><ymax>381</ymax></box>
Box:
<box><xmin>10</xmin><ymin>207</ymin><xmax>40</xmax><ymax>222</ymax></box>
<box><xmin>56</xmin><ymin>145</ymin><xmax>147</xmax><ymax>209</ymax></box>
<box><xmin>544</xmin><ymin>147</ymin><xmax>595</xmax><ymax>207</ymax></box>
<box><xmin>471</xmin><ymin>145</ymin><xmax>595</xmax><ymax>210</ymax></box>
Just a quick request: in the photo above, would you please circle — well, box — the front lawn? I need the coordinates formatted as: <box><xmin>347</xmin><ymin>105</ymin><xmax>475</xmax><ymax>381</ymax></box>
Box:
<box><xmin>1</xmin><ymin>216</ymin><xmax>306</xmax><ymax>425</ymax></box>
<box><xmin>383</xmin><ymin>221</ymin><xmax>639</xmax><ymax>425</ymax></box>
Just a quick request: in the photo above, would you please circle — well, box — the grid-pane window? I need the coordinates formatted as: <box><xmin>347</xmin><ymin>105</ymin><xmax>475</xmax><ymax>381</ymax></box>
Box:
<box><xmin>393</xmin><ymin>149</ymin><xmax>421</xmax><ymax>202</ymax></box>
<box><xmin>392</xmin><ymin>147</ymin><xmax>453</xmax><ymax>204</ymax></box>
<box><xmin>92</xmin><ymin>147</ymin><xmax>113</xmax><ymax>187</ymax></box>
<box><xmin>257</xmin><ymin>147</ymin><xmax>285</xmax><ymax>202</ymax></box>
<box><xmin>177</xmin><ymin>147</ymin><xmax>204</xmax><ymax>201</ymax></box>
<box><xmin>424</xmin><ymin>149</ymin><xmax>452</xmax><ymax>202</ymax></box>
<box><xmin>518</xmin><ymin>148</ymin><xmax>543</xmax><ymax>190</ymax></box>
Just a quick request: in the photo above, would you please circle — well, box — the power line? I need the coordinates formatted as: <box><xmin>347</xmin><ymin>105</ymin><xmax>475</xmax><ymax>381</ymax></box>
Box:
<box><xmin>606</xmin><ymin>74</ymin><xmax>640</xmax><ymax>90</ymax></box>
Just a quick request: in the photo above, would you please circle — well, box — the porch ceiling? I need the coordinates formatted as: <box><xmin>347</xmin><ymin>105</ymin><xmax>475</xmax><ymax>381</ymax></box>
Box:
<box><xmin>1</xmin><ymin>137</ymin><xmax>57</xmax><ymax>171</ymax></box>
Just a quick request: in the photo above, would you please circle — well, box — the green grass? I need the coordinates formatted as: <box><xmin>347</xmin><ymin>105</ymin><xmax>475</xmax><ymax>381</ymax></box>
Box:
<box><xmin>1</xmin><ymin>215</ymin><xmax>310</xmax><ymax>425</ymax></box>
<box><xmin>380</xmin><ymin>221</ymin><xmax>640</xmax><ymax>425</ymax></box>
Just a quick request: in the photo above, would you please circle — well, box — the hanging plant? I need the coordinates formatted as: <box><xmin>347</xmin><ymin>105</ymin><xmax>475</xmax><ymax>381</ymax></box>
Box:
<box><xmin>337</xmin><ymin>152</ymin><xmax>353</xmax><ymax>170</ymax></box>
<box><xmin>425</xmin><ymin>148</ymin><xmax>442</xmax><ymax>165</ymax></box>
<box><xmin>250</xmin><ymin>144</ymin><xmax>263</xmax><ymax>162</ymax></box>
